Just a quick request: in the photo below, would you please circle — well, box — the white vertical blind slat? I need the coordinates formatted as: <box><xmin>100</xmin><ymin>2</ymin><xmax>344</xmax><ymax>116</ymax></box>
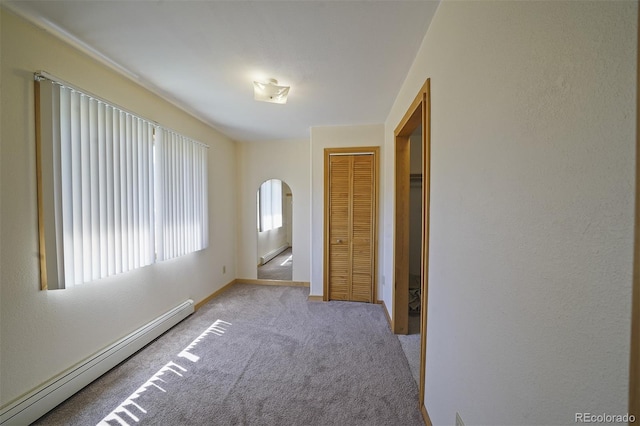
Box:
<box><xmin>89</xmin><ymin>97</ymin><xmax>100</xmax><ymax>281</ymax></box>
<box><xmin>113</xmin><ymin>110</ymin><xmax>122</xmax><ymax>275</ymax></box>
<box><xmin>141</xmin><ymin>124</ymin><xmax>149</xmax><ymax>265</ymax></box>
<box><xmin>132</xmin><ymin>117</ymin><xmax>140</xmax><ymax>269</ymax></box>
<box><xmin>167</xmin><ymin>133</ymin><xmax>174</xmax><ymax>259</ymax></box>
<box><xmin>148</xmin><ymin>126</ymin><xmax>155</xmax><ymax>265</ymax></box>
<box><xmin>59</xmin><ymin>87</ymin><xmax>74</xmax><ymax>286</ymax></box>
<box><xmin>175</xmin><ymin>133</ymin><xmax>180</xmax><ymax>256</ymax></box>
<box><xmin>98</xmin><ymin>102</ymin><xmax>108</xmax><ymax>278</ymax></box>
<box><xmin>80</xmin><ymin>94</ymin><xmax>92</xmax><ymax>283</ymax></box>
<box><xmin>127</xmin><ymin>115</ymin><xmax>135</xmax><ymax>270</ymax></box>
<box><xmin>154</xmin><ymin>130</ymin><xmax>164</xmax><ymax>262</ymax></box>
<box><xmin>105</xmin><ymin>105</ymin><xmax>115</xmax><ymax>276</ymax></box>
<box><xmin>70</xmin><ymin>91</ymin><xmax>83</xmax><ymax>284</ymax></box>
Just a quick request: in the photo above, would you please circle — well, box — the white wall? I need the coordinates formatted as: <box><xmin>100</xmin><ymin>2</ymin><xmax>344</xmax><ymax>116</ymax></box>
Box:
<box><xmin>0</xmin><ymin>9</ymin><xmax>238</xmax><ymax>406</ymax></box>
<box><xmin>383</xmin><ymin>1</ymin><xmax>637</xmax><ymax>425</ymax></box>
<box><xmin>236</xmin><ymin>139</ymin><xmax>311</xmax><ymax>282</ymax></box>
<box><xmin>309</xmin><ymin>124</ymin><xmax>384</xmax><ymax>297</ymax></box>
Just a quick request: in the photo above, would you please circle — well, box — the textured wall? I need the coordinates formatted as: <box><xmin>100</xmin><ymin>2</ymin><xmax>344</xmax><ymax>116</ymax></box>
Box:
<box><xmin>0</xmin><ymin>9</ymin><xmax>238</xmax><ymax>405</ymax></box>
<box><xmin>384</xmin><ymin>1</ymin><xmax>637</xmax><ymax>424</ymax></box>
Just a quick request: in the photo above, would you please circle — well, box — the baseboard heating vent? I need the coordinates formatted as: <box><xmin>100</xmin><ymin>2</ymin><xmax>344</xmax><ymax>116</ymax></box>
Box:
<box><xmin>0</xmin><ymin>299</ymin><xmax>194</xmax><ymax>426</ymax></box>
<box><xmin>260</xmin><ymin>244</ymin><xmax>289</xmax><ymax>265</ymax></box>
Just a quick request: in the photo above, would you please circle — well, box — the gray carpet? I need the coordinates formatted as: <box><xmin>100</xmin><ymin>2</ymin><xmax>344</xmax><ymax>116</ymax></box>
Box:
<box><xmin>257</xmin><ymin>248</ymin><xmax>293</xmax><ymax>281</ymax></box>
<box><xmin>34</xmin><ymin>284</ymin><xmax>423</xmax><ymax>426</ymax></box>
<box><xmin>397</xmin><ymin>315</ymin><xmax>421</xmax><ymax>387</ymax></box>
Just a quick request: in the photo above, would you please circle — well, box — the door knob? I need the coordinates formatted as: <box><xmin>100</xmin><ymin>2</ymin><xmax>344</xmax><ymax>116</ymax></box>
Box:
<box><xmin>337</xmin><ymin>239</ymin><xmax>343</xmax><ymax>243</ymax></box>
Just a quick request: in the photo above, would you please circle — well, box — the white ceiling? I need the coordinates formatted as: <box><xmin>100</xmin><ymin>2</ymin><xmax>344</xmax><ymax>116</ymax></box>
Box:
<box><xmin>5</xmin><ymin>1</ymin><xmax>439</xmax><ymax>142</ymax></box>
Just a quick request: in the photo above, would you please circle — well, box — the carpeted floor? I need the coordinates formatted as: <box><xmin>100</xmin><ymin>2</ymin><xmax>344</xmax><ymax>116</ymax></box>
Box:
<box><xmin>34</xmin><ymin>284</ymin><xmax>423</xmax><ymax>426</ymax></box>
<box><xmin>257</xmin><ymin>248</ymin><xmax>293</xmax><ymax>281</ymax></box>
<box><xmin>397</xmin><ymin>314</ymin><xmax>421</xmax><ymax>386</ymax></box>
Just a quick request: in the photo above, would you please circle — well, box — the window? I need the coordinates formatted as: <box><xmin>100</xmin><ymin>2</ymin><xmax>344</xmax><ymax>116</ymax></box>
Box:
<box><xmin>258</xmin><ymin>179</ymin><xmax>283</xmax><ymax>232</ymax></box>
<box><xmin>35</xmin><ymin>73</ymin><xmax>208</xmax><ymax>289</ymax></box>
<box><xmin>155</xmin><ymin>129</ymin><xmax>208</xmax><ymax>261</ymax></box>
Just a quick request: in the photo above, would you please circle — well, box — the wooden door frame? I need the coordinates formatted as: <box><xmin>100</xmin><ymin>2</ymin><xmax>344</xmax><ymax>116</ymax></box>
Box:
<box><xmin>393</xmin><ymin>78</ymin><xmax>431</xmax><ymax>419</ymax></box>
<box><xmin>323</xmin><ymin>146</ymin><xmax>379</xmax><ymax>303</ymax></box>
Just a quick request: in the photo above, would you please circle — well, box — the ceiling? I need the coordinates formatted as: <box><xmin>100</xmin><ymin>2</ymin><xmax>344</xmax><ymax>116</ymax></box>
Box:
<box><xmin>4</xmin><ymin>1</ymin><xmax>439</xmax><ymax>142</ymax></box>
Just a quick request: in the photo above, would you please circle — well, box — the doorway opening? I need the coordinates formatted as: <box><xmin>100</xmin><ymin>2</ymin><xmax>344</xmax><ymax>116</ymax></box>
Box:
<box><xmin>393</xmin><ymin>79</ymin><xmax>430</xmax><ymax>408</ymax></box>
<box><xmin>256</xmin><ymin>179</ymin><xmax>293</xmax><ymax>281</ymax></box>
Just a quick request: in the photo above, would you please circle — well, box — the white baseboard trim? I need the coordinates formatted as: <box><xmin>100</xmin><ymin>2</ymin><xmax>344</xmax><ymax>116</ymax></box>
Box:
<box><xmin>259</xmin><ymin>244</ymin><xmax>289</xmax><ymax>265</ymax></box>
<box><xmin>0</xmin><ymin>300</ymin><xmax>194</xmax><ymax>425</ymax></box>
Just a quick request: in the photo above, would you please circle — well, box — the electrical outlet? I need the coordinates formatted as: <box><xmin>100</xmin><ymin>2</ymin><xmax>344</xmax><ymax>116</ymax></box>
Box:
<box><xmin>456</xmin><ymin>412</ymin><xmax>465</xmax><ymax>426</ymax></box>
<box><xmin>222</xmin><ymin>265</ymin><xmax>226</xmax><ymax>274</ymax></box>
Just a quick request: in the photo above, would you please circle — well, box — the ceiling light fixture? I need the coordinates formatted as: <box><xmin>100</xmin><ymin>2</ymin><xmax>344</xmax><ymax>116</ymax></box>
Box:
<box><xmin>253</xmin><ymin>78</ymin><xmax>290</xmax><ymax>104</ymax></box>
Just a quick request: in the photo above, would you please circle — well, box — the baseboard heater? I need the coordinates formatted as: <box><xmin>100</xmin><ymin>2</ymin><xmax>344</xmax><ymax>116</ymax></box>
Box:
<box><xmin>0</xmin><ymin>299</ymin><xmax>194</xmax><ymax>425</ymax></box>
<box><xmin>259</xmin><ymin>244</ymin><xmax>289</xmax><ymax>265</ymax></box>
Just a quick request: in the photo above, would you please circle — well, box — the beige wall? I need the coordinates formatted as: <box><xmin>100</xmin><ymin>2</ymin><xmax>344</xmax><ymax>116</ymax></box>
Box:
<box><xmin>236</xmin><ymin>139</ymin><xmax>311</xmax><ymax>282</ymax></box>
<box><xmin>384</xmin><ymin>1</ymin><xmax>637</xmax><ymax>424</ymax></box>
<box><xmin>309</xmin><ymin>124</ymin><xmax>384</xmax><ymax>297</ymax></box>
<box><xmin>0</xmin><ymin>9</ymin><xmax>238</xmax><ymax>405</ymax></box>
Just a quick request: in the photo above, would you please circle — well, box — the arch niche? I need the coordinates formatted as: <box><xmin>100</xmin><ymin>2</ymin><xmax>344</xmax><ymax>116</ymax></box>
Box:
<box><xmin>256</xmin><ymin>179</ymin><xmax>293</xmax><ymax>281</ymax></box>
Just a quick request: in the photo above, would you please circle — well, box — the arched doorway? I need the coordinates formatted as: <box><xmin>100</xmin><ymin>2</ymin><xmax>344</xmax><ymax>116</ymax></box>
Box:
<box><xmin>256</xmin><ymin>179</ymin><xmax>293</xmax><ymax>281</ymax></box>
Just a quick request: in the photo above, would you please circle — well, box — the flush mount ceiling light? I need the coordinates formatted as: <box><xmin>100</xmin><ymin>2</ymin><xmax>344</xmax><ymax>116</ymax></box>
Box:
<box><xmin>253</xmin><ymin>78</ymin><xmax>290</xmax><ymax>104</ymax></box>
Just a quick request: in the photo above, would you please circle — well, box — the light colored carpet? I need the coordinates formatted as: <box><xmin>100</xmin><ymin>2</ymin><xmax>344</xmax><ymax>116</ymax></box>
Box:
<box><xmin>397</xmin><ymin>332</ymin><xmax>421</xmax><ymax>387</ymax></box>
<box><xmin>257</xmin><ymin>247</ymin><xmax>293</xmax><ymax>281</ymax></box>
<box><xmin>34</xmin><ymin>284</ymin><xmax>423</xmax><ymax>426</ymax></box>
<box><xmin>397</xmin><ymin>314</ymin><xmax>421</xmax><ymax>386</ymax></box>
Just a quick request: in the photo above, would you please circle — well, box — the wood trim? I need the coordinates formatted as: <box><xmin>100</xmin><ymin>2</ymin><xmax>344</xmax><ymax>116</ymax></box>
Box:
<box><xmin>372</xmin><ymin>147</ymin><xmax>380</xmax><ymax>304</ymax></box>
<box><xmin>307</xmin><ymin>295</ymin><xmax>324</xmax><ymax>302</ymax></box>
<box><xmin>323</xmin><ymin>146</ymin><xmax>379</xmax><ymax>155</ymax></box>
<box><xmin>630</xmin><ymin>7</ymin><xmax>640</xmax><ymax>419</ymax></box>
<box><xmin>35</xmin><ymin>80</ymin><xmax>48</xmax><ymax>290</ymax></box>
<box><xmin>323</xmin><ymin>150</ymin><xmax>330</xmax><ymax>301</ymax></box>
<box><xmin>194</xmin><ymin>279</ymin><xmax>237</xmax><ymax>310</ymax></box>
<box><xmin>377</xmin><ymin>300</ymin><xmax>392</xmax><ymax>328</ymax></box>
<box><xmin>394</xmin><ymin>78</ymin><xmax>431</xmax><ymax>411</ymax></box>
<box><xmin>395</xmin><ymin>79</ymin><xmax>431</xmax><ymax>136</ymax></box>
<box><xmin>419</xmin><ymin>79</ymin><xmax>431</xmax><ymax>407</ymax></box>
<box><xmin>420</xmin><ymin>404</ymin><xmax>432</xmax><ymax>426</ymax></box>
<box><xmin>323</xmin><ymin>146</ymin><xmax>380</xmax><ymax>303</ymax></box>
<box><xmin>237</xmin><ymin>279</ymin><xmax>310</xmax><ymax>287</ymax></box>
<box><xmin>393</xmin><ymin>135</ymin><xmax>410</xmax><ymax>334</ymax></box>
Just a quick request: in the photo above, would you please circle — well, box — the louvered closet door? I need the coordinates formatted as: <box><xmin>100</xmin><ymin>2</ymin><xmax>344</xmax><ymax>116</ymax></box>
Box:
<box><xmin>327</xmin><ymin>153</ymin><xmax>375</xmax><ymax>302</ymax></box>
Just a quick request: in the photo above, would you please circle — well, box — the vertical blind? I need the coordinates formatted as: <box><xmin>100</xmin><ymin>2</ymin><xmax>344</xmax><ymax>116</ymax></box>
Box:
<box><xmin>155</xmin><ymin>129</ymin><xmax>209</xmax><ymax>261</ymax></box>
<box><xmin>36</xmin><ymin>74</ymin><xmax>209</xmax><ymax>289</ymax></box>
<box><xmin>258</xmin><ymin>179</ymin><xmax>283</xmax><ymax>232</ymax></box>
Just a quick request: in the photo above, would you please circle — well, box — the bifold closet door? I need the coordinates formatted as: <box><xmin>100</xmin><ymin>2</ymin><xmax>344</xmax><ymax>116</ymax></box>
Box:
<box><xmin>327</xmin><ymin>153</ymin><xmax>375</xmax><ymax>302</ymax></box>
